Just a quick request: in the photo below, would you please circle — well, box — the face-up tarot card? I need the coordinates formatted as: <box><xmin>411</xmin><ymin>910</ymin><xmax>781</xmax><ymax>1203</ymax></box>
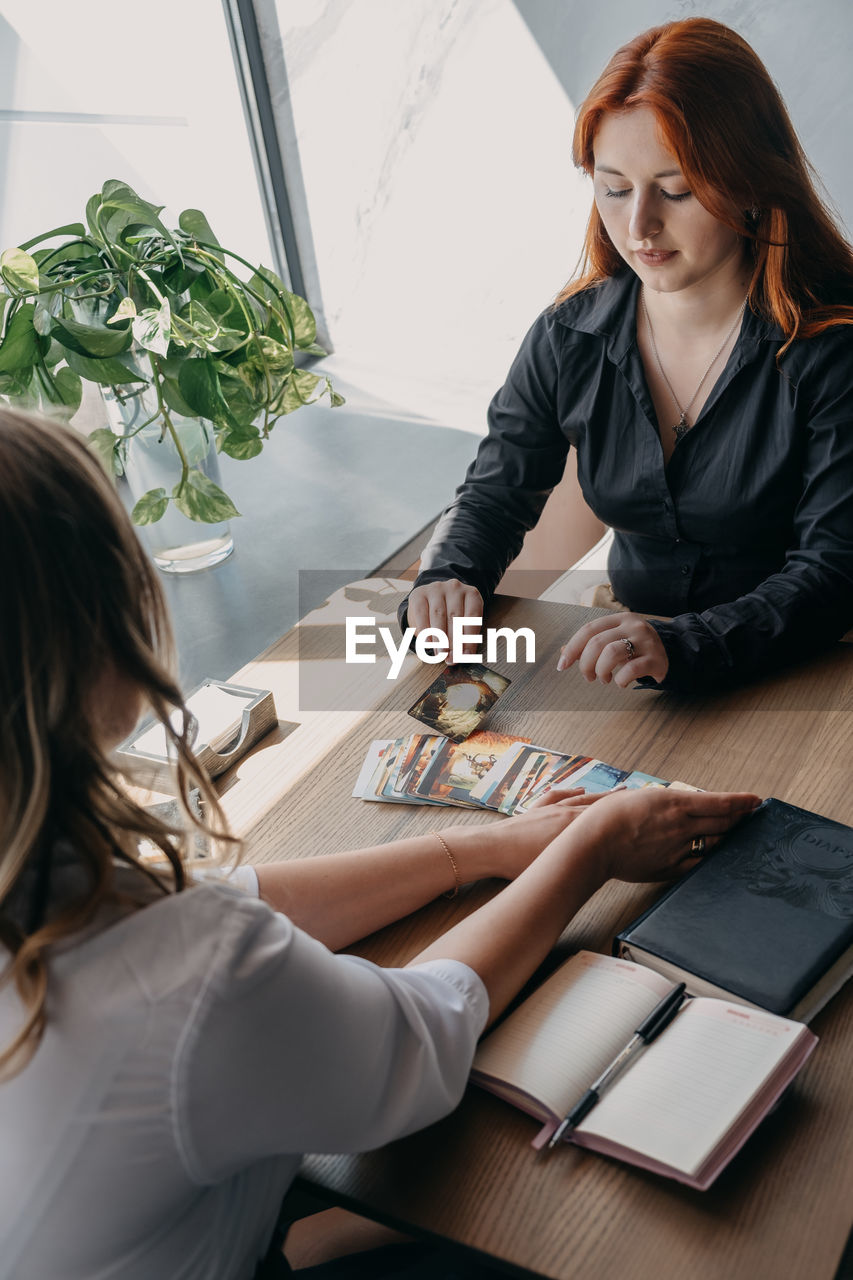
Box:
<box><xmin>412</xmin><ymin>731</ymin><xmax>531</xmax><ymax>807</ymax></box>
<box><xmin>407</xmin><ymin>664</ymin><xmax>510</xmax><ymax>743</ymax></box>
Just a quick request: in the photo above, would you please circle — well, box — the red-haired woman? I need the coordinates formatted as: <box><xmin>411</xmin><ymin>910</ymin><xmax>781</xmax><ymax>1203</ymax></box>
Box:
<box><xmin>405</xmin><ymin>18</ymin><xmax>853</xmax><ymax>693</ymax></box>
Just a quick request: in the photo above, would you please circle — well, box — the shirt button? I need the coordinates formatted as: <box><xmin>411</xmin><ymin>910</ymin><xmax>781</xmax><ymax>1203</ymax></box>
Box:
<box><xmin>681</xmin><ymin>565</ymin><xmax>691</xmax><ymax>576</ymax></box>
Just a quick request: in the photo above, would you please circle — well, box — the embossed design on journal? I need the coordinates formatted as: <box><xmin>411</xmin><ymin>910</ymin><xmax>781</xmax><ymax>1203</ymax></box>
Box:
<box><xmin>725</xmin><ymin>813</ymin><xmax>853</xmax><ymax>918</ymax></box>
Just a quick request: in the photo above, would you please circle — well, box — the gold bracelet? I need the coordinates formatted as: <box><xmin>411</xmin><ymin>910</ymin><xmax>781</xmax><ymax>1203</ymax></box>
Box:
<box><xmin>431</xmin><ymin>831</ymin><xmax>460</xmax><ymax>899</ymax></box>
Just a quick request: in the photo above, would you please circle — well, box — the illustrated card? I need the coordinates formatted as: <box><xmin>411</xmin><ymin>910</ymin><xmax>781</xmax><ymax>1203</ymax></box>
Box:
<box><xmin>622</xmin><ymin>769</ymin><xmax>667</xmax><ymax>790</ymax></box>
<box><xmin>397</xmin><ymin>734</ymin><xmax>446</xmax><ymax>800</ymax></box>
<box><xmin>352</xmin><ymin>738</ymin><xmax>396</xmax><ymax>799</ymax></box>
<box><xmin>393</xmin><ymin>734</ymin><xmax>439</xmax><ymax>796</ymax></box>
<box><xmin>574</xmin><ymin>760</ymin><xmax>631</xmax><ymax>793</ymax></box>
<box><xmin>373</xmin><ymin>736</ymin><xmax>405</xmax><ymax>798</ymax></box>
<box><xmin>497</xmin><ymin>748</ymin><xmax>560</xmax><ymax>815</ymax></box>
<box><xmin>354</xmin><ymin>736</ymin><xmax>444</xmax><ymax>805</ymax></box>
<box><xmin>413</xmin><ymin>731</ymin><xmax>531</xmax><ymax>807</ymax></box>
<box><xmin>515</xmin><ymin>753</ymin><xmax>596</xmax><ymax>811</ymax></box>
<box><xmin>407</xmin><ymin>664</ymin><xmax>510</xmax><ymax>743</ymax></box>
<box><xmin>382</xmin><ymin>733</ymin><xmax>445</xmax><ymax>805</ymax></box>
<box><xmin>475</xmin><ymin>743</ymin><xmax>548</xmax><ymax>814</ymax></box>
<box><xmin>468</xmin><ymin>741</ymin><xmax>540</xmax><ymax>810</ymax></box>
<box><xmin>503</xmin><ymin>749</ymin><xmax>566</xmax><ymax>814</ymax></box>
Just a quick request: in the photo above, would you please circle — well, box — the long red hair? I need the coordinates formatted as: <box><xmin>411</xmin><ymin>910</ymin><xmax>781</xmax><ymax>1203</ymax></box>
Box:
<box><xmin>558</xmin><ymin>18</ymin><xmax>853</xmax><ymax>344</ymax></box>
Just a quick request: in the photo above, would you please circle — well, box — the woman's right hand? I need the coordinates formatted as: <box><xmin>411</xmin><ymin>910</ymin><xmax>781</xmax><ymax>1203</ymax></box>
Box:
<box><xmin>447</xmin><ymin>788</ymin><xmax>610</xmax><ymax>882</ymax></box>
<box><xmin>407</xmin><ymin>580</ymin><xmax>485</xmax><ymax>661</ymax></box>
<box><xmin>557</xmin><ymin>786</ymin><xmax>761</xmax><ymax>883</ymax></box>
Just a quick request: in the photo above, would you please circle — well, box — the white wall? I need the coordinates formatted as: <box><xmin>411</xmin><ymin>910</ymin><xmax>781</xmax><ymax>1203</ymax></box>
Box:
<box><xmin>274</xmin><ymin>0</ymin><xmax>591</xmax><ymax>428</ymax></box>
<box><xmin>273</xmin><ymin>0</ymin><xmax>853</xmax><ymax>431</ymax></box>
<box><xmin>0</xmin><ymin>1</ymin><xmax>273</xmax><ymax>277</ymax></box>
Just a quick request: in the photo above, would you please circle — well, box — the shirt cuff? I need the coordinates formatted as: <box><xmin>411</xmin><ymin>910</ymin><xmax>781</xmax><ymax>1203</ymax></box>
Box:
<box><xmin>190</xmin><ymin>862</ymin><xmax>259</xmax><ymax>897</ymax></box>
<box><xmin>406</xmin><ymin>958</ymin><xmax>490</xmax><ymax>1036</ymax></box>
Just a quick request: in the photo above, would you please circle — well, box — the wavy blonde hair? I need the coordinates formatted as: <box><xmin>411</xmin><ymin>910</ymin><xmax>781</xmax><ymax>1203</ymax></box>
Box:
<box><xmin>0</xmin><ymin>408</ymin><xmax>238</xmax><ymax>1077</ymax></box>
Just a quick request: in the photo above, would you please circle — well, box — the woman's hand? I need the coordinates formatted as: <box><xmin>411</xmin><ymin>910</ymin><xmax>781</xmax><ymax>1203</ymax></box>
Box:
<box><xmin>555</xmin><ymin>786</ymin><xmax>761</xmax><ymax>883</ymax></box>
<box><xmin>557</xmin><ymin>612</ymin><xmax>669</xmax><ymax>686</ymax></box>
<box><xmin>450</xmin><ymin>788</ymin><xmax>610</xmax><ymax>882</ymax></box>
<box><xmin>407</xmin><ymin>580</ymin><xmax>485</xmax><ymax>661</ymax></box>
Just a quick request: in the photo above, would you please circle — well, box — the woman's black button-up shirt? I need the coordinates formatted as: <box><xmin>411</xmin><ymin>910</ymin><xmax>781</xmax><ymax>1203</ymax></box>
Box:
<box><xmin>409</xmin><ymin>271</ymin><xmax>853</xmax><ymax>692</ymax></box>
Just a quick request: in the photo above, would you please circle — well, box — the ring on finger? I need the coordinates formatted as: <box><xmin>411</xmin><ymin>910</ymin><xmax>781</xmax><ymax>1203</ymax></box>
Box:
<box><xmin>617</xmin><ymin>636</ymin><xmax>635</xmax><ymax>661</ymax></box>
<box><xmin>691</xmin><ymin>836</ymin><xmax>706</xmax><ymax>856</ymax></box>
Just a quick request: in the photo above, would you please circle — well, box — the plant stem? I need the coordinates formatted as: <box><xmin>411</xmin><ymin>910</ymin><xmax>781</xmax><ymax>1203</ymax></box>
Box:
<box><xmin>30</xmin><ymin>267</ymin><xmax>123</xmax><ymax>297</ymax></box>
<box><xmin>1</xmin><ymin>297</ymin><xmax>18</xmax><ymax>344</ymax></box>
<box><xmin>36</xmin><ymin>237</ymin><xmax>103</xmax><ymax>270</ymax></box>
<box><xmin>91</xmin><ymin>206</ymin><xmax>122</xmax><ymax>273</ymax></box>
<box><xmin>34</xmin><ymin>356</ymin><xmax>62</xmax><ymax>403</ymax></box>
<box><xmin>118</xmin><ymin>405</ymin><xmax>163</xmax><ymax>438</ymax></box>
<box><xmin>189</xmin><ymin>246</ymin><xmax>277</xmax><ymax>408</ymax></box>
<box><xmin>190</xmin><ymin>240</ymin><xmax>296</xmax><ymax>347</ymax></box>
<box><xmin>136</xmin><ymin>267</ymin><xmax>167</xmax><ymax>308</ymax></box>
<box><xmin>149</xmin><ymin>353</ymin><xmax>189</xmax><ymax>488</ymax></box>
<box><xmin>19</xmin><ymin>223</ymin><xmax>89</xmax><ymax>252</ymax></box>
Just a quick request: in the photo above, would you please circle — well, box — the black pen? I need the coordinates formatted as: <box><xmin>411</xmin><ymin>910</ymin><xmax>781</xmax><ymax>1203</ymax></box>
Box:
<box><xmin>547</xmin><ymin>981</ymin><xmax>687</xmax><ymax>1149</ymax></box>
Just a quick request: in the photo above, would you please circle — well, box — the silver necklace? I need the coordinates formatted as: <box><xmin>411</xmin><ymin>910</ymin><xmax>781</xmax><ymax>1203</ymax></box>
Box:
<box><xmin>641</xmin><ymin>290</ymin><xmax>747</xmax><ymax>441</ymax></box>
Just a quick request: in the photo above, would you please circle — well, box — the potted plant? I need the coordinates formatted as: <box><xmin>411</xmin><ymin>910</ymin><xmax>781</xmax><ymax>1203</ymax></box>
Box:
<box><xmin>0</xmin><ymin>178</ymin><xmax>342</xmax><ymax>570</ymax></box>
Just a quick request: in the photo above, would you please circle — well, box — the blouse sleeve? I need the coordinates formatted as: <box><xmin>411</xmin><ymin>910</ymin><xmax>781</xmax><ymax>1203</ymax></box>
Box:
<box><xmin>406</xmin><ymin>311</ymin><xmax>570</xmax><ymax>610</ymax></box>
<box><xmin>647</xmin><ymin>329</ymin><xmax>853</xmax><ymax>692</ymax></box>
<box><xmin>174</xmin><ymin>889</ymin><xmax>489</xmax><ymax>1183</ymax></box>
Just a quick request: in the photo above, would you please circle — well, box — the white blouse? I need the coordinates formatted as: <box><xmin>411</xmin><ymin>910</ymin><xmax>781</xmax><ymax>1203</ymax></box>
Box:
<box><xmin>0</xmin><ymin>866</ymin><xmax>488</xmax><ymax>1280</ymax></box>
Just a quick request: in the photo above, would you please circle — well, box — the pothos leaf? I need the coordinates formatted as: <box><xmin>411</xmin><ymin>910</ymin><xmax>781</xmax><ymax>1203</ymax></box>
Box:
<box><xmin>172</xmin><ymin>300</ymin><xmax>243</xmax><ymax>353</ymax></box>
<box><xmin>178</xmin><ymin>355</ymin><xmax>228</xmax><ymax>421</ymax></box>
<box><xmin>218</xmin><ymin>423</ymin><xmax>263</xmax><ymax>460</ymax></box>
<box><xmin>132</xmin><ymin>300</ymin><xmax>171</xmax><ymax>357</ymax></box>
<box><xmin>96</xmin><ymin>180</ymin><xmax>178</xmax><ymax>253</ymax></box>
<box><xmin>108</xmin><ymin>297</ymin><xmax>137</xmax><ymax>324</ymax></box>
<box><xmin>33</xmin><ymin>302</ymin><xmax>53</xmax><ymax>336</ymax></box>
<box><xmin>62</xmin><ymin>349</ymin><xmax>145</xmax><ymax>386</ymax></box>
<box><xmin>0</xmin><ymin>247</ymin><xmax>39</xmax><ymax>295</ymax></box>
<box><xmin>0</xmin><ymin>367</ymin><xmax>34</xmax><ymax>397</ymax></box>
<box><xmin>179</xmin><ymin>208</ymin><xmax>222</xmax><ymax>259</ymax></box>
<box><xmin>131</xmin><ymin>487</ymin><xmax>170</xmax><ymax>525</ymax></box>
<box><xmin>287</xmin><ymin>291</ymin><xmax>316</xmax><ymax>349</ymax></box>
<box><xmin>19</xmin><ymin>222</ymin><xmax>85</xmax><ymax>252</ymax></box>
<box><xmin>52</xmin><ymin>366</ymin><xmax>83</xmax><ymax>414</ymax></box>
<box><xmin>172</xmin><ymin>469</ymin><xmax>240</xmax><ymax>523</ymax></box>
<box><xmin>0</xmin><ymin>304</ymin><xmax>49</xmax><ymax>373</ymax></box>
<box><xmin>161</xmin><ymin>373</ymin><xmax>199</xmax><ymax>419</ymax></box>
<box><xmin>88</xmin><ymin>426</ymin><xmax>123</xmax><ymax>476</ymax></box>
<box><xmin>53</xmin><ymin>313</ymin><xmax>132</xmax><ymax>358</ymax></box>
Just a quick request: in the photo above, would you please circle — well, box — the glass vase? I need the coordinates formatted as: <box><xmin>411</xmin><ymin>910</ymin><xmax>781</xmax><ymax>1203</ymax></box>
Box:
<box><xmin>104</xmin><ymin>388</ymin><xmax>234</xmax><ymax>574</ymax></box>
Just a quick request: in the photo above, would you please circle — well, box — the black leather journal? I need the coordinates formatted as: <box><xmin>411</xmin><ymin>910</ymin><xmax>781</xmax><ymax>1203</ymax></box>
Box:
<box><xmin>615</xmin><ymin>798</ymin><xmax>853</xmax><ymax>1021</ymax></box>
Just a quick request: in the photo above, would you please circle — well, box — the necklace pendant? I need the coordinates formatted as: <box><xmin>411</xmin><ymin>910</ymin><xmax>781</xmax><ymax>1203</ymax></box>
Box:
<box><xmin>673</xmin><ymin>413</ymin><xmax>690</xmax><ymax>441</ymax></box>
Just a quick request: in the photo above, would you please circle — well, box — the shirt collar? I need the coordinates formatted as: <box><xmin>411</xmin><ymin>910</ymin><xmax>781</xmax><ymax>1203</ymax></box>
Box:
<box><xmin>553</xmin><ymin>268</ymin><xmax>785</xmax><ymax>360</ymax></box>
<box><xmin>553</xmin><ymin>271</ymin><xmax>639</xmax><ymax>362</ymax></box>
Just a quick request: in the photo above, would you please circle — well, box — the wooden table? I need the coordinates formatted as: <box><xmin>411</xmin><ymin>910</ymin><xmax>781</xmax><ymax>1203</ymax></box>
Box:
<box><xmin>216</xmin><ymin>584</ymin><xmax>853</xmax><ymax>1280</ymax></box>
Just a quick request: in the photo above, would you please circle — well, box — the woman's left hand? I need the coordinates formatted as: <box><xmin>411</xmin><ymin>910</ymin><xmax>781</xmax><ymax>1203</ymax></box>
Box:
<box><xmin>557</xmin><ymin>612</ymin><xmax>669</xmax><ymax>686</ymax></box>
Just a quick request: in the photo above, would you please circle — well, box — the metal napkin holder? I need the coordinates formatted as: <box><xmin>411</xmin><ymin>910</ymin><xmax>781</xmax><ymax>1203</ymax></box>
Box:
<box><xmin>116</xmin><ymin>678</ymin><xmax>277</xmax><ymax>788</ymax></box>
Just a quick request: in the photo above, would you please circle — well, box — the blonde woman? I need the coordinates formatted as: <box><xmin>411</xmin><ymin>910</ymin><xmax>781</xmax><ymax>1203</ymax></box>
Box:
<box><xmin>0</xmin><ymin>410</ymin><xmax>757</xmax><ymax>1279</ymax></box>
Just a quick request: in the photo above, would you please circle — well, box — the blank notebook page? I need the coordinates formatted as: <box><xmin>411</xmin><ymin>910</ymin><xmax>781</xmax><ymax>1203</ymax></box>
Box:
<box><xmin>578</xmin><ymin>999</ymin><xmax>802</xmax><ymax>1173</ymax></box>
<box><xmin>472</xmin><ymin>953</ymin><xmax>671</xmax><ymax>1119</ymax></box>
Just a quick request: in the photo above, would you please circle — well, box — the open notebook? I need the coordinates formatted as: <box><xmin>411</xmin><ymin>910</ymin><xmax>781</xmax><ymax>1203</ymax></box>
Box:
<box><xmin>471</xmin><ymin>951</ymin><xmax>817</xmax><ymax>1190</ymax></box>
